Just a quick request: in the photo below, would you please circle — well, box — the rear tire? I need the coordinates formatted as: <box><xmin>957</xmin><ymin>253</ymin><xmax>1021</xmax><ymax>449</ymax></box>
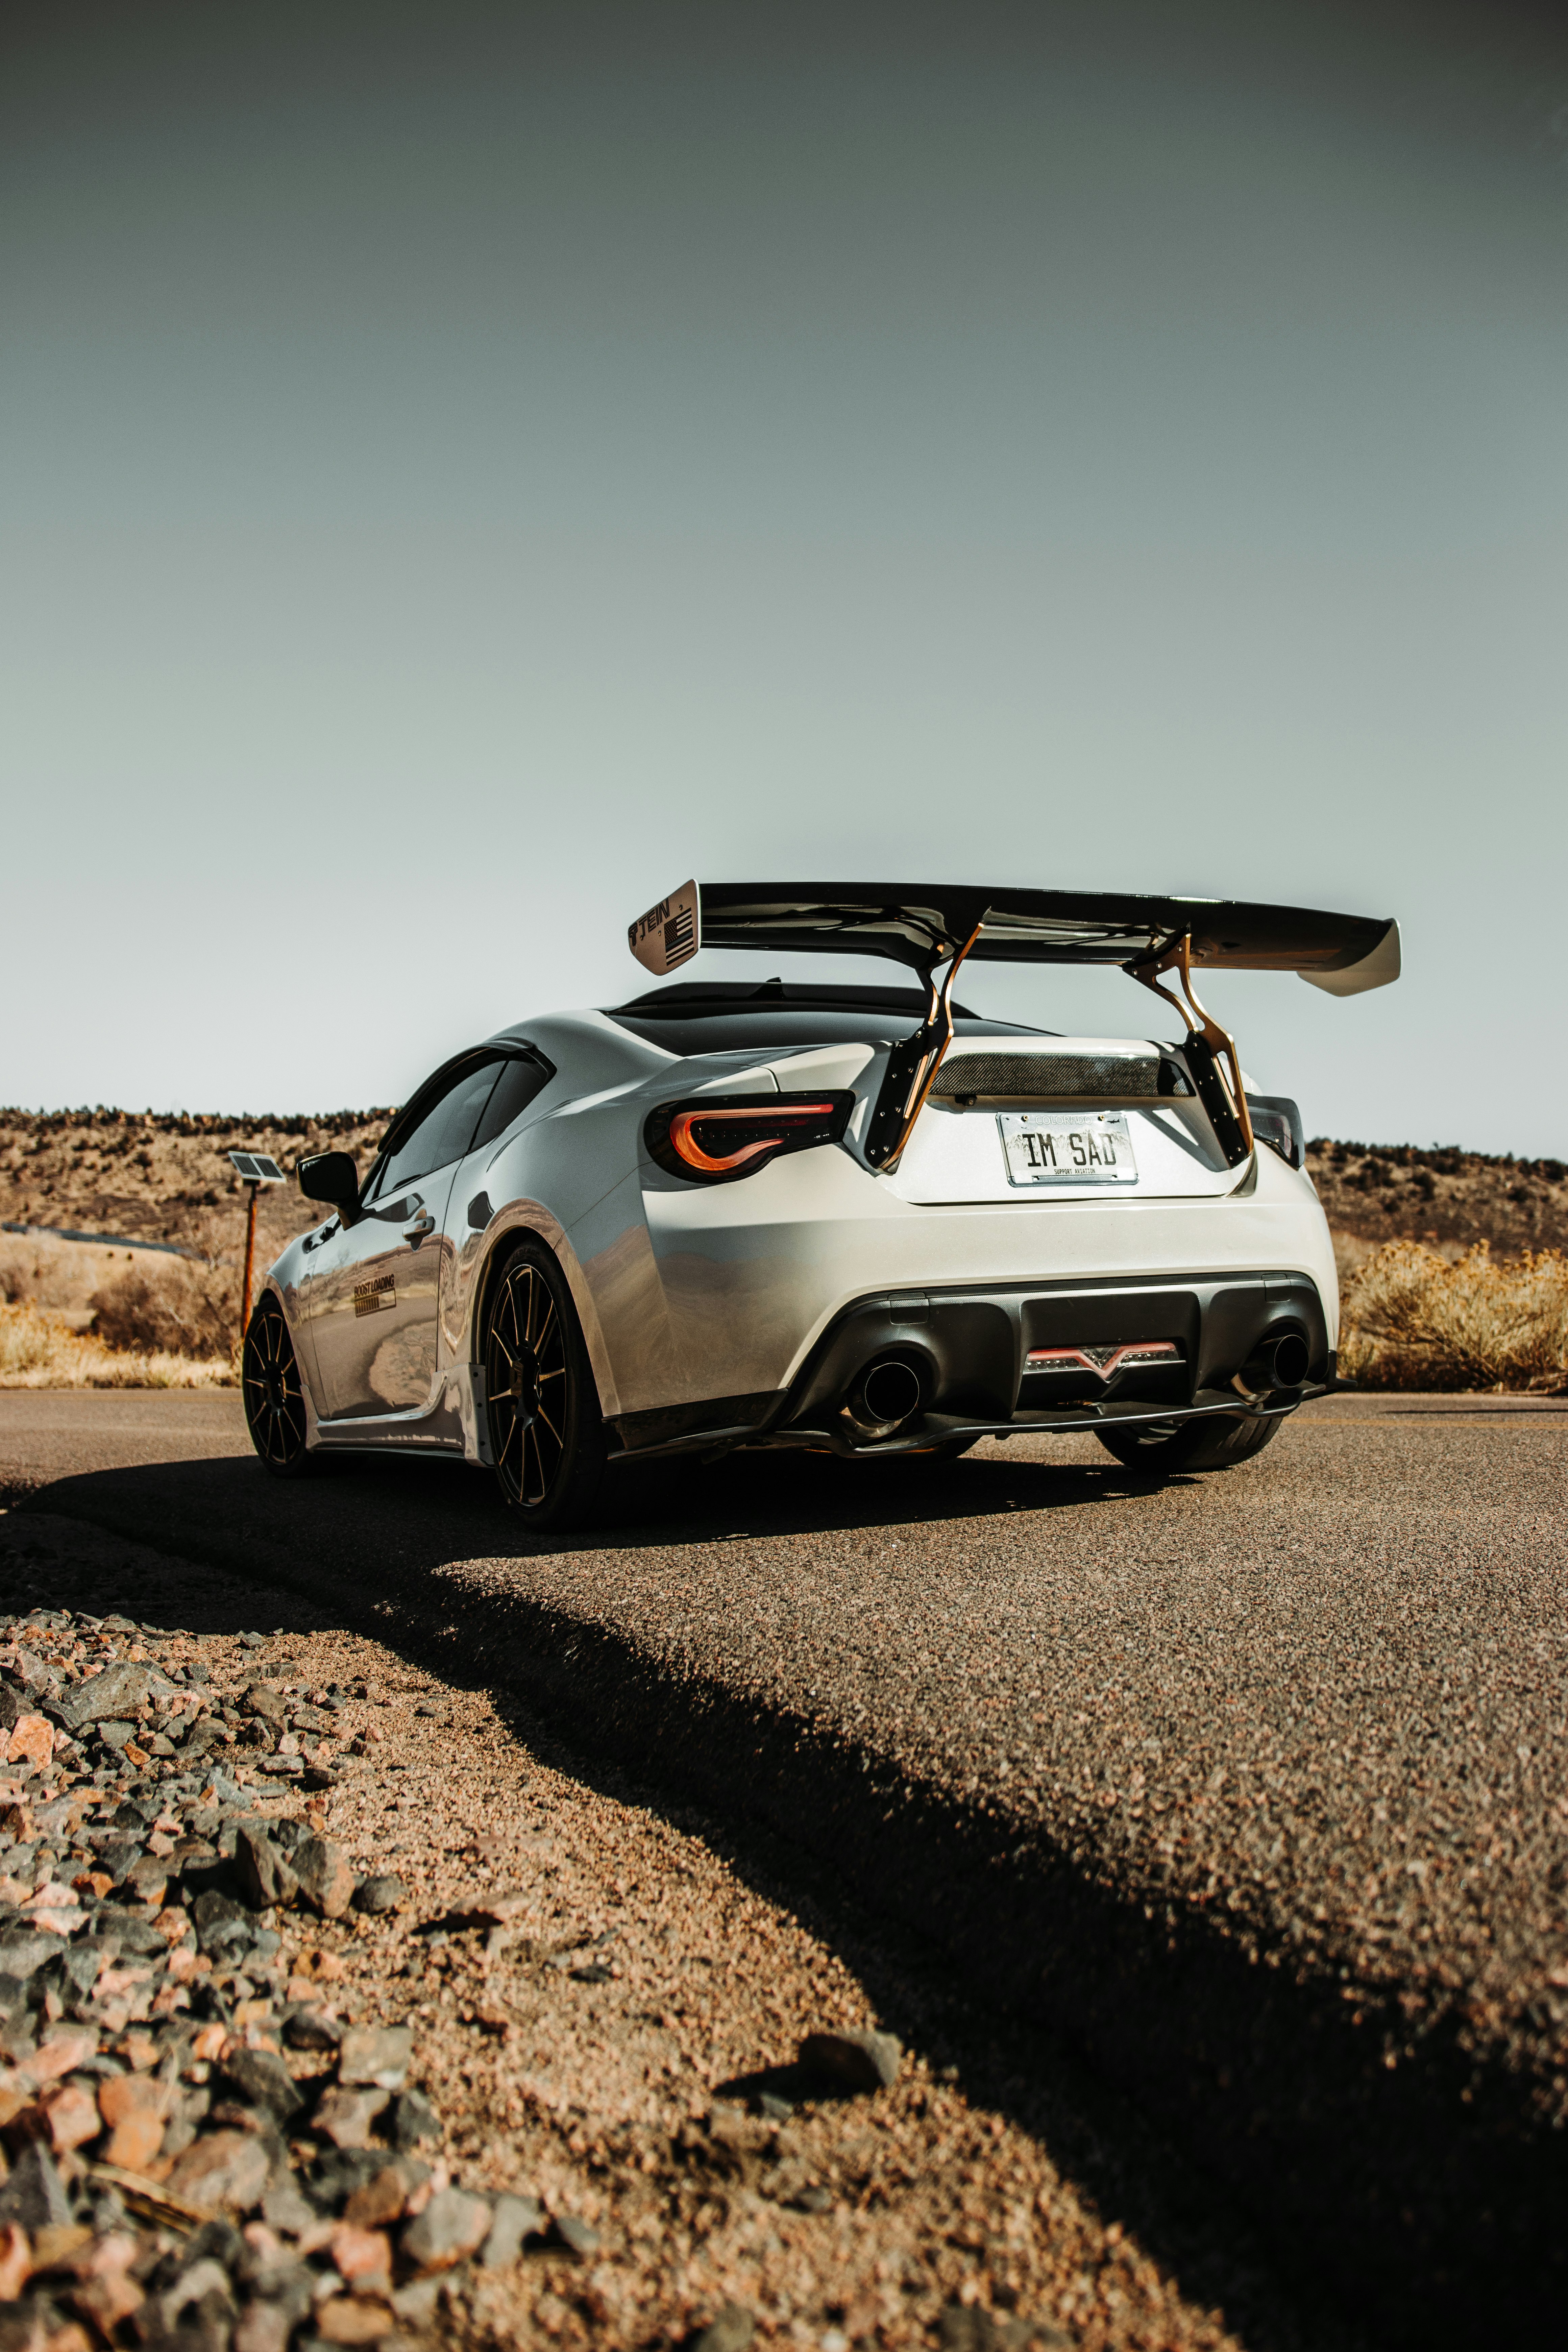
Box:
<box><xmin>242</xmin><ymin>1297</ymin><xmax>314</xmax><ymax>1477</ymax></box>
<box><xmin>1096</xmin><ymin>1411</ymin><xmax>1281</xmax><ymax>1473</ymax></box>
<box><xmin>483</xmin><ymin>1240</ymin><xmax>607</xmax><ymax>1532</ymax></box>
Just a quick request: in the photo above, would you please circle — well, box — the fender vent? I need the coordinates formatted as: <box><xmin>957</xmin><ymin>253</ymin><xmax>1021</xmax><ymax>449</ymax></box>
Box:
<box><xmin>931</xmin><ymin>1051</ymin><xmax>1183</xmax><ymax>1102</ymax></box>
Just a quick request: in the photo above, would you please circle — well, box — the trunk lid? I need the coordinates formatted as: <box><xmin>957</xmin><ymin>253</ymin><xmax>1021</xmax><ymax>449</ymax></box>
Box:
<box><xmin>879</xmin><ymin>1034</ymin><xmax>1235</xmax><ymax>1205</ymax></box>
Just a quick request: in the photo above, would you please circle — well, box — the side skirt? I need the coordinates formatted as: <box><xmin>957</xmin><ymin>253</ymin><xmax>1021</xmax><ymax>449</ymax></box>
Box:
<box><xmin>310</xmin><ymin>1360</ymin><xmax>491</xmax><ymax>1462</ymax></box>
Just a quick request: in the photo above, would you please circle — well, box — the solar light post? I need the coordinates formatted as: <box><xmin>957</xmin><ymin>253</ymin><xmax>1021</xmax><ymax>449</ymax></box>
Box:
<box><xmin>226</xmin><ymin>1151</ymin><xmax>286</xmax><ymax>1339</ymax></box>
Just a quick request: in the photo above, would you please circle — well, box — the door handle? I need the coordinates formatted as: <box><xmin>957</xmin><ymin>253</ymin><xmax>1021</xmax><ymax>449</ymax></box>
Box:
<box><xmin>403</xmin><ymin>1212</ymin><xmax>436</xmax><ymax>1240</ymax></box>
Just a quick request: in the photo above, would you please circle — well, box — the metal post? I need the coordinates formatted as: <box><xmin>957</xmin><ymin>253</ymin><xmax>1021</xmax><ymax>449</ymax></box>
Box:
<box><xmin>240</xmin><ymin>1181</ymin><xmax>260</xmax><ymax>1340</ymax></box>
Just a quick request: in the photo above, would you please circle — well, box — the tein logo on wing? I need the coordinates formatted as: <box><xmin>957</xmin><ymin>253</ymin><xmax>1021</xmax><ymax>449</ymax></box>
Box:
<box><xmin>628</xmin><ymin>879</ymin><xmax>700</xmax><ymax>976</ymax></box>
<box><xmin>1025</xmin><ymin>1341</ymin><xmax>1180</xmax><ymax>1379</ymax></box>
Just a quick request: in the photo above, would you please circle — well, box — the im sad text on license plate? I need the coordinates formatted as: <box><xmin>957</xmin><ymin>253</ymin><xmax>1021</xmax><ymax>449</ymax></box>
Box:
<box><xmin>997</xmin><ymin>1110</ymin><xmax>1137</xmax><ymax>1186</ymax></box>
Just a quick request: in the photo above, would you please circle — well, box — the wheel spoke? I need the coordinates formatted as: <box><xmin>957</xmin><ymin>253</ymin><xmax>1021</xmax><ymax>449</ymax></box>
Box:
<box><xmin>483</xmin><ymin>1259</ymin><xmax>582</xmax><ymax>1514</ymax></box>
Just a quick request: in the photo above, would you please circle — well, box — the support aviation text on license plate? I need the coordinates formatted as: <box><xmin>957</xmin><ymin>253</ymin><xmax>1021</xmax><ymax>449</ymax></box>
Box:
<box><xmin>998</xmin><ymin>1110</ymin><xmax>1138</xmax><ymax>1186</ymax></box>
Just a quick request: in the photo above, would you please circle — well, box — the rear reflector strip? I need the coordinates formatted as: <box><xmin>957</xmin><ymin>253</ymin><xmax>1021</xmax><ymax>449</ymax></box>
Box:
<box><xmin>1026</xmin><ymin>1341</ymin><xmax>1181</xmax><ymax>1378</ymax></box>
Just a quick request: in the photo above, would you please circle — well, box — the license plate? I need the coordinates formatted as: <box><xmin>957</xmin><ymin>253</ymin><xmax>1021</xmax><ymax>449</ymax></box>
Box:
<box><xmin>998</xmin><ymin>1110</ymin><xmax>1138</xmax><ymax>1186</ymax></box>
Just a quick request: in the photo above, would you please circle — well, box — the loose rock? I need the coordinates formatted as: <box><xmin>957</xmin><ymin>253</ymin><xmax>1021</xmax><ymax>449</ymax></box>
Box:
<box><xmin>694</xmin><ymin>2305</ymin><xmax>757</xmax><ymax>2352</ymax></box>
<box><xmin>400</xmin><ymin>2185</ymin><xmax>492</xmax><ymax>2273</ymax></box>
<box><xmin>389</xmin><ymin>2090</ymin><xmax>439</xmax><ymax>2150</ymax></box>
<box><xmin>234</xmin><ymin>1824</ymin><xmax>299</xmax><ymax>1911</ymax></box>
<box><xmin>336</xmin><ymin>2025</ymin><xmax>412</xmax><ymax>2091</ymax></box>
<box><xmin>314</xmin><ymin>2087</ymin><xmax>391</xmax><ymax>2150</ymax></box>
<box><xmin>223</xmin><ymin>2045</ymin><xmax>305</xmax><ymax>2126</ymax></box>
<box><xmin>165</xmin><ymin>2128</ymin><xmax>271</xmax><ymax>2212</ymax></box>
<box><xmin>350</xmin><ymin>1873</ymin><xmax>403</xmax><ymax>1917</ymax></box>
<box><xmin>57</xmin><ymin>1660</ymin><xmax>154</xmax><ymax>1729</ymax></box>
<box><xmin>0</xmin><ymin>2143</ymin><xmax>73</xmax><ymax>2232</ymax></box>
<box><xmin>553</xmin><ymin>2212</ymin><xmax>601</xmax><ymax>2256</ymax></box>
<box><xmin>478</xmin><ymin>2192</ymin><xmax>544</xmax><ymax>2268</ymax></box>
<box><xmin>292</xmin><ymin>1836</ymin><xmax>356</xmax><ymax>1919</ymax></box>
<box><xmin>799</xmin><ymin>2025</ymin><xmax>903</xmax><ymax>2092</ymax></box>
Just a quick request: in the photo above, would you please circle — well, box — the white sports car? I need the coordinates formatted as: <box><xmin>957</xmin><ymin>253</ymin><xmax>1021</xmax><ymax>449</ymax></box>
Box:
<box><xmin>243</xmin><ymin>882</ymin><xmax>1398</xmax><ymax>1527</ymax></box>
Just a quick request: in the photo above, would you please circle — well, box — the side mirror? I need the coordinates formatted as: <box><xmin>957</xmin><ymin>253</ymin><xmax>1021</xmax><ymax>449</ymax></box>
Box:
<box><xmin>297</xmin><ymin>1151</ymin><xmax>361</xmax><ymax>1227</ymax></box>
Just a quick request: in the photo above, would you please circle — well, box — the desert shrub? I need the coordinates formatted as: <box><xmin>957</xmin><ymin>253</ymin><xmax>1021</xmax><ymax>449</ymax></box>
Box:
<box><xmin>88</xmin><ymin>1256</ymin><xmax>239</xmax><ymax>1359</ymax></box>
<box><xmin>0</xmin><ymin>1300</ymin><xmax>234</xmax><ymax>1389</ymax></box>
<box><xmin>1341</xmin><ymin>1242</ymin><xmax>1568</xmax><ymax>1392</ymax></box>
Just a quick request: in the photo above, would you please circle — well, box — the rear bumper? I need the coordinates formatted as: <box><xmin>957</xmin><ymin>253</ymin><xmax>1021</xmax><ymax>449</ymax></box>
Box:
<box><xmin>605</xmin><ymin>1266</ymin><xmax>1331</xmax><ymax>1461</ymax></box>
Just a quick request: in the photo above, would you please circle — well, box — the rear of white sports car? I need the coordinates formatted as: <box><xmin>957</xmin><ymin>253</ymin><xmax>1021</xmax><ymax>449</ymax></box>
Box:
<box><xmin>252</xmin><ymin>879</ymin><xmax>1396</xmax><ymax>1515</ymax></box>
<box><xmin>555</xmin><ymin>983</ymin><xmax>1338</xmax><ymax>1473</ymax></box>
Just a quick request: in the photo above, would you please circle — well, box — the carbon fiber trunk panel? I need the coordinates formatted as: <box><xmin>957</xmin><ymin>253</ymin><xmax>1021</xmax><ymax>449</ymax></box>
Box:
<box><xmin>930</xmin><ymin>1050</ymin><xmax>1169</xmax><ymax>1101</ymax></box>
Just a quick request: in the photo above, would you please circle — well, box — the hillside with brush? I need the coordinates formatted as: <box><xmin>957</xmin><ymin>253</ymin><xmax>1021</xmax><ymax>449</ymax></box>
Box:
<box><xmin>1307</xmin><ymin>1138</ymin><xmax>1568</xmax><ymax>1254</ymax></box>
<box><xmin>0</xmin><ymin>1107</ymin><xmax>391</xmax><ymax>1263</ymax></box>
<box><xmin>2</xmin><ymin>1110</ymin><xmax>1566</xmax><ymax>1390</ymax></box>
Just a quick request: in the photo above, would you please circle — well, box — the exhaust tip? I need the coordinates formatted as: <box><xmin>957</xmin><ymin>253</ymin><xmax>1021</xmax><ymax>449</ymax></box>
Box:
<box><xmin>1270</xmin><ymin>1331</ymin><xmax>1310</xmax><ymax>1388</ymax></box>
<box><xmin>844</xmin><ymin>1355</ymin><xmax>924</xmax><ymax>1439</ymax></box>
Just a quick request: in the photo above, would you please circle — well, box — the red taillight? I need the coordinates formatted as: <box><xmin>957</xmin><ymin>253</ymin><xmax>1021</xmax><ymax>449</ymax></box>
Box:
<box><xmin>645</xmin><ymin>1092</ymin><xmax>855</xmax><ymax>1184</ymax></box>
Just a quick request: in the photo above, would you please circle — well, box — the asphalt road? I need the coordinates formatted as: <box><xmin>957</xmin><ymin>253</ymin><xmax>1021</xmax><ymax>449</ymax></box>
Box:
<box><xmin>4</xmin><ymin>1387</ymin><xmax>1567</xmax><ymax>2344</ymax></box>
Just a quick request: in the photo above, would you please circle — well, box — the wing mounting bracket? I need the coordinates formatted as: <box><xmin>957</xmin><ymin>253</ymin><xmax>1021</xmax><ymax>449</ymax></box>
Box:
<box><xmin>1128</xmin><ymin>932</ymin><xmax>1254</xmax><ymax>1168</ymax></box>
<box><xmin>864</xmin><ymin>921</ymin><xmax>985</xmax><ymax>1172</ymax></box>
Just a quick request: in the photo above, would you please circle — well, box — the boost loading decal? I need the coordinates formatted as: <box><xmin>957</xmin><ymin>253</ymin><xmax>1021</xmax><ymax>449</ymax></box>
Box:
<box><xmin>353</xmin><ymin>1272</ymin><xmax>396</xmax><ymax>1317</ymax></box>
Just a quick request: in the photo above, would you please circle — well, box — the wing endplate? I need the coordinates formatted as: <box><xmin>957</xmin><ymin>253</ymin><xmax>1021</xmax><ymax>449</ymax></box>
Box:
<box><xmin>628</xmin><ymin>881</ymin><xmax>701</xmax><ymax>976</ymax></box>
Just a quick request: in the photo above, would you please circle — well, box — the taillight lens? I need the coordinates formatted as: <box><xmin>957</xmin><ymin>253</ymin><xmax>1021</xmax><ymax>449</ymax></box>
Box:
<box><xmin>1249</xmin><ymin>1093</ymin><xmax>1305</xmax><ymax>1170</ymax></box>
<box><xmin>644</xmin><ymin>1092</ymin><xmax>855</xmax><ymax>1184</ymax></box>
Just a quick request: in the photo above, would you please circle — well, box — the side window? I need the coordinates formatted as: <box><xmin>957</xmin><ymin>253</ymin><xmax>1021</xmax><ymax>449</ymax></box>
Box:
<box><xmin>469</xmin><ymin>1053</ymin><xmax>553</xmax><ymax>1152</ymax></box>
<box><xmin>372</xmin><ymin>1058</ymin><xmax>504</xmax><ymax>1199</ymax></box>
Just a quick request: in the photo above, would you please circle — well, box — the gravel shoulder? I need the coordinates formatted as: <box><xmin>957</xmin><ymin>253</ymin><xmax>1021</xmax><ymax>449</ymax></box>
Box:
<box><xmin>0</xmin><ymin>1508</ymin><xmax>1348</xmax><ymax>2352</ymax></box>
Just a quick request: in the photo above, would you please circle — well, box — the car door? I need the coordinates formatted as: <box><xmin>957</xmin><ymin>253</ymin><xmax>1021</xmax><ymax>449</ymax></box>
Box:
<box><xmin>308</xmin><ymin>1054</ymin><xmax>507</xmax><ymax>1420</ymax></box>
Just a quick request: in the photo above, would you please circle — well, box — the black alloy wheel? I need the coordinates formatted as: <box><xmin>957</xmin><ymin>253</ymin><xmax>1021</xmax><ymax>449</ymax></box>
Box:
<box><xmin>483</xmin><ymin>1240</ymin><xmax>606</xmax><ymax>1530</ymax></box>
<box><xmin>242</xmin><ymin>1297</ymin><xmax>313</xmax><ymax>1476</ymax></box>
<box><xmin>1095</xmin><ymin>1411</ymin><xmax>1281</xmax><ymax>1473</ymax></box>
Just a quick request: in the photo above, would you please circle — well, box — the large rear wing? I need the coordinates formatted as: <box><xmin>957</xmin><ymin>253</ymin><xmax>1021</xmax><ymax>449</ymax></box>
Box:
<box><xmin>626</xmin><ymin>881</ymin><xmax>1399</xmax><ymax>1171</ymax></box>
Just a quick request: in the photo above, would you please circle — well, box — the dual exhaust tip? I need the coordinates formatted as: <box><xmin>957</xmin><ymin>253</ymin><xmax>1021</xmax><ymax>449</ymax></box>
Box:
<box><xmin>843</xmin><ymin>1354</ymin><xmax>925</xmax><ymax>1440</ymax></box>
<box><xmin>1242</xmin><ymin>1329</ymin><xmax>1311</xmax><ymax>1393</ymax></box>
<box><xmin>843</xmin><ymin>1327</ymin><xmax>1312</xmax><ymax>1442</ymax></box>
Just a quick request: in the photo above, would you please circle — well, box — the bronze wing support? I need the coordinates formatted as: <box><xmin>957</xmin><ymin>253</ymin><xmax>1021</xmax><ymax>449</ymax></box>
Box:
<box><xmin>863</xmin><ymin>921</ymin><xmax>985</xmax><ymax>1171</ymax></box>
<box><xmin>1128</xmin><ymin>932</ymin><xmax>1254</xmax><ymax>1167</ymax></box>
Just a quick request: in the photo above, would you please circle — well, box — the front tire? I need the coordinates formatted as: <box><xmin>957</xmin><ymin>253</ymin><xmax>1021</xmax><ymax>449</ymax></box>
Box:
<box><xmin>1096</xmin><ymin>1411</ymin><xmax>1281</xmax><ymax>1474</ymax></box>
<box><xmin>242</xmin><ymin>1297</ymin><xmax>313</xmax><ymax>1477</ymax></box>
<box><xmin>483</xmin><ymin>1241</ymin><xmax>607</xmax><ymax>1531</ymax></box>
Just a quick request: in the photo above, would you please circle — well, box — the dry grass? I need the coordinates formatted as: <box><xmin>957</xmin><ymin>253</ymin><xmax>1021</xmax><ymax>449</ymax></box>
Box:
<box><xmin>0</xmin><ymin>1297</ymin><xmax>235</xmax><ymax>1388</ymax></box>
<box><xmin>0</xmin><ymin>1226</ymin><xmax>241</xmax><ymax>1360</ymax></box>
<box><xmin>1341</xmin><ymin>1241</ymin><xmax>1568</xmax><ymax>1393</ymax></box>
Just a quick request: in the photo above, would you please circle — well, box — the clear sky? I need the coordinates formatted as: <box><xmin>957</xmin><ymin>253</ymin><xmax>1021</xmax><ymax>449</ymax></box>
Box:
<box><xmin>4</xmin><ymin>2</ymin><xmax>1565</xmax><ymax>1152</ymax></box>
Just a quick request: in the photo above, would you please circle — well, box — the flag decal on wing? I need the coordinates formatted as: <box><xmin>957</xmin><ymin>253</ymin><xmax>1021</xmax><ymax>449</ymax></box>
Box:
<box><xmin>629</xmin><ymin>880</ymin><xmax>701</xmax><ymax>975</ymax></box>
